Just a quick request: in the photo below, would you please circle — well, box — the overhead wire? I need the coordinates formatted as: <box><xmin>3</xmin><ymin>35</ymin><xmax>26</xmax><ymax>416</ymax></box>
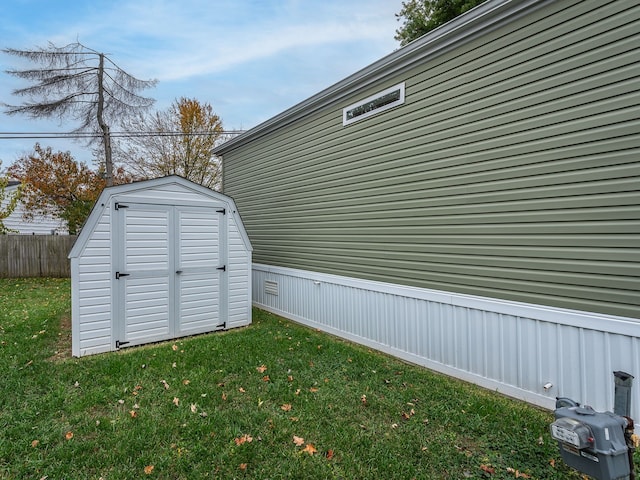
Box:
<box><xmin>0</xmin><ymin>130</ymin><xmax>245</xmax><ymax>139</ymax></box>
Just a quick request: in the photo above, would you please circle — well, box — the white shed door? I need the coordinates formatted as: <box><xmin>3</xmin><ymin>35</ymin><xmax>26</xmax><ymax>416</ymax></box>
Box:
<box><xmin>115</xmin><ymin>202</ymin><xmax>225</xmax><ymax>349</ymax></box>
<box><xmin>176</xmin><ymin>207</ymin><xmax>221</xmax><ymax>335</ymax></box>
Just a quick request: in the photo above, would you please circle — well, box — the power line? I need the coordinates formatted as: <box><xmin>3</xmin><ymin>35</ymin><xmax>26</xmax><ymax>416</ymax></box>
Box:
<box><xmin>0</xmin><ymin>130</ymin><xmax>245</xmax><ymax>140</ymax></box>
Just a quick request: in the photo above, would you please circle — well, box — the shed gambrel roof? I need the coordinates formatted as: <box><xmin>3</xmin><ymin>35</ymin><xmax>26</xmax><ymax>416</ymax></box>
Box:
<box><xmin>69</xmin><ymin>175</ymin><xmax>252</xmax><ymax>259</ymax></box>
<box><xmin>213</xmin><ymin>0</ymin><xmax>548</xmax><ymax>155</ymax></box>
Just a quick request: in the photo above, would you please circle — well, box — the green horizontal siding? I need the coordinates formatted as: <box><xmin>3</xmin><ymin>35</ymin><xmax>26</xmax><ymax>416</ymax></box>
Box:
<box><xmin>222</xmin><ymin>0</ymin><xmax>640</xmax><ymax>319</ymax></box>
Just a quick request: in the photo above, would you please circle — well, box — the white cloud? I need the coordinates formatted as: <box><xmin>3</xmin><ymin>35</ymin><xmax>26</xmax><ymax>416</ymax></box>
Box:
<box><xmin>0</xmin><ymin>0</ymin><xmax>402</xmax><ymax>162</ymax></box>
<box><xmin>39</xmin><ymin>0</ymin><xmax>401</xmax><ymax>81</ymax></box>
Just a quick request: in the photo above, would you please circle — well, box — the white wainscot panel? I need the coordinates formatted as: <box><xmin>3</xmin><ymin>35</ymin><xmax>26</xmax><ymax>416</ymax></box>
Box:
<box><xmin>252</xmin><ymin>263</ymin><xmax>640</xmax><ymax>425</ymax></box>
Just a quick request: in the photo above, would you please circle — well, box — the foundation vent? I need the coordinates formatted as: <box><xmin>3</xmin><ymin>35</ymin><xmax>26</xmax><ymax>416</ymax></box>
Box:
<box><xmin>264</xmin><ymin>280</ymin><xmax>279</xmax><ymax>296</ymax></box>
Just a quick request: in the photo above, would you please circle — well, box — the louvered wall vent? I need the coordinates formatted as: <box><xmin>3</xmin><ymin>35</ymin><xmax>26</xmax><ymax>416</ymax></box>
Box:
<box><xmin>264</xmin><ymin>280</ymin><xmax>279</xmax><ymax>296</ymax></box>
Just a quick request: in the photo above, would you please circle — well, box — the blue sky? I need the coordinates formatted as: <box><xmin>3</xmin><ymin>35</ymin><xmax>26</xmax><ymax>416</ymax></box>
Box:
<box><xmin>0</xmin><ymin>0</ymin><xmax>402</xmax><ymax>168</ymax></box>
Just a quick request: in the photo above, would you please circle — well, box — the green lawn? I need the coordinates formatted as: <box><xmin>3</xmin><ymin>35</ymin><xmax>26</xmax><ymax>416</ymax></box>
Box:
<box><xmin>0</xmin><ymin>278</ymin><xmax>621</xmax><ymax>479</ymax></box>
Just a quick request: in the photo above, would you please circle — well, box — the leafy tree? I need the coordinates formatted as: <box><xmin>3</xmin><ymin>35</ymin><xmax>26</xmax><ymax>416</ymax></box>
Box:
<box><xmin>119</xmin><ymin>97</ymin><xmax>225</xmax><ymax>189</ymax></box>
<box><xmin>2</xmin><ymin>41</ymin><xmax>157</xmax><ymax>186</ymax></box>
<box><xmin>0</xmin><ymin>164</ymin><xmax>22</xmax><ymax>234</ymax></box>
<box><xmin>395</xmin><ymin>0</ymin><xmax>486</xmax><ymax>46</ymax></box>
<box><xmin>7</xmin><ymin>144</ymin><xmax>131</xmax><ymax>234</ymax></box>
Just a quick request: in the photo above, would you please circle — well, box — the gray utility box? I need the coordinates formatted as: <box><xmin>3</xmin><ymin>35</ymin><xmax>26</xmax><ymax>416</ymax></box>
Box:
<box><xmin>551</xmin><ymin>406</ymin><xmax>630</xmax><ymax>480</ymax></box>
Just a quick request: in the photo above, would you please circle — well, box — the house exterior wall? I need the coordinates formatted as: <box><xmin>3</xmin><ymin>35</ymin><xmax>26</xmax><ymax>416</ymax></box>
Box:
<box><xmin>221</xmin><ymin>0</ymin><xmax>639</xmax><ymax>319</ymax></box>
<box><xmin>70</xmin><ymin>177</ymin><xmax>252</xmax><ymax>357</ymax></box>
<box><xmin>2</xmin><ymin>184</ymin><xmax>68</xmax><ymax>235</ymax></box>
<box><xmin>217</xmin><ymin>0</ymin><xmax>640</xmax><ymax>416</ymax></box>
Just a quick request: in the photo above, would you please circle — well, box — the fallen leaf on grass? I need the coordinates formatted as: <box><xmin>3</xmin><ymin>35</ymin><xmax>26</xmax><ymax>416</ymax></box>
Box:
<box><xmin>129</xmin><ymin>410</ymin><xmax>138</xmax><ymax>418</ymax></box>
<box><xmin>161</xmin><ymin>380</ymin><xmax>170</xmax><ymax>390</ymax></box>
<box><xmin>239</xmin><ymin>387</ymin><xmax>246</xmax><ymax>393</ymax></box>
<box><xmin>65</xmin><ymin>431</ymin><xmax>73</xmax><ymax>440</ymax></box>
<box><xmin>293</xmin><ymin>435</ymin><xmax>305</xmax><ymax>446</ymax></box>
<box><xmin>190</xmin><ymin>404</ymin><xmax>197</xmax><ymax>413</ymax></box>
<box><xmin>361</xmin><ymin>394</ymin><xmax>367</xmax><ymax>405</ymax></box>
<box><xmin>549</xmin><ymin>459</ymin><xmax>555</xmax><ymax>468</ymax></box>
<box><xmin>302</xmin><ymin>443</ymin><xmax>317</xmax><ymax>455</ymax></box>
<box><xmin>281</xmin><ymin>404</ymin><xmax>292</xmax><ymax>412</ymax></box>
<box><xmin>287</xmin><ymin>375</ymin><xmax>294</xmax><ymax>382</ymax></box>
<box><xmin>234</xmin><ymin>434</ymin><xmax>253</xmax><ymax>445</ymax></box>
<box><xmin>309</xmin><ymin>387</ymin><xmax>319</xmax><ymax>393</ymax></box>
<box><xmin>222</xmin><ymin>392</ymin><xmax>228</xmax><ymax>401</ymax></box>
<box><xmin>326</xmin><ymin>449</ymin><xmax>335</xmax><ymax>460</ymax></box>
<box><xmin>172</xmin><ymin>397</ymin><xmax>180</xmax><ymax>406</ymax></box>
<box><xmin>262</xmin><ymin>375</ymin><xmax>270</xmax><ymax>382</ymax></box>
<box><xmin>239</xmin><ymin>463</ymin><xmax>248</xmax><ymax>471</ymax></box>
<box><xmin>507</xmin><ymin>468</ymin><xmax>531</xmax><ymax>478</ymax></box>
<box><xmin>182</xmin><ymin>379</ymin><xmax>190</xmax><ymax>385</ymax></box>
<box><xmin>144</xmin><ymin>465</ymin><xmax>154</xmax><ymax>474</ymax></box>
<box><xmin>256</xmin><ymin>365</ymin><xmax>267</xmax><ymax>373</ymax></box>
<box><xmin>31</xmin><ymin>440</ymin><xmax>39</xmax><ymax>448</ymax></box>
<box><xmin>480</xmin><ymin>464</ymin><xmax>495</xmax><ymax>474</ymax></box>
<box><xmin>172</xmin><ymin>344</ymin><xmax>178</xmax><ymax>351</ymax></box>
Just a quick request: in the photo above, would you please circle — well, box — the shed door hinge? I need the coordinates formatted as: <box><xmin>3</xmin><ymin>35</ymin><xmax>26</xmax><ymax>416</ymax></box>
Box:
<box><xmin>115</xmin><ymin>202</ymin><xmax>129</xmax><ymax>210</ymax></box>
<box><xmin>115</xmin><ymin>272</ymin><xmax>130</xmax><ymax>279</ymax></box>
<box><xmin>116</xmin><ymin>340</ymin><xmax>130</xmax><ymax>349</ymax></box>
<box><xmin>217</xmin><ymin>265</ymin><xmax>226</xmax><ymax>272</ymax></box>
<box><xmin>217</xmin><ymin>208</ymin><xmax>226</xmax><ymax>215</ymax></box>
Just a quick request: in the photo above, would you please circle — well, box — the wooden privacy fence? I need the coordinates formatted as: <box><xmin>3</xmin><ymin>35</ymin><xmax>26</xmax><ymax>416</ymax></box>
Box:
<box><xmin>0</xmin><ymin>235</ymin><xmax>77</xmax><ymax>278</ymax></box>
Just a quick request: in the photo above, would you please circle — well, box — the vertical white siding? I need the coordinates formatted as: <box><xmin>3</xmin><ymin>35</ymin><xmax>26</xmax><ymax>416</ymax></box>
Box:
<box><xmin>253</xmin><ymin>264</ymin><xmax>640</xmax><ymax>422</ymax></box>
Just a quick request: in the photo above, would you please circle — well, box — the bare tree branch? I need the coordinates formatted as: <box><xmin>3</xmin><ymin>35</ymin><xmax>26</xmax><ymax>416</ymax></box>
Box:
<box><xmin>3</xmin><ymin>41</ymin><xmax>157</xmax><ymax>186</ymax></box>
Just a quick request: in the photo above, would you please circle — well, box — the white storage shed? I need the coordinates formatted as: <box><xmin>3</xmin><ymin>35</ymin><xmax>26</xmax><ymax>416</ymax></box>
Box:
<box><xmin>68</xmin><ymin>176</ymin><xmax>252</xmax><ymax>357</ymax></box>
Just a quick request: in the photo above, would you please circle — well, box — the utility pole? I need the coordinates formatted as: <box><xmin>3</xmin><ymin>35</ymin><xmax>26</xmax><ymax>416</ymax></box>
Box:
<box><xmin>97</xmin><ymin>53</ymin><xmax>114</xmax><ymax>186</ymax></box>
